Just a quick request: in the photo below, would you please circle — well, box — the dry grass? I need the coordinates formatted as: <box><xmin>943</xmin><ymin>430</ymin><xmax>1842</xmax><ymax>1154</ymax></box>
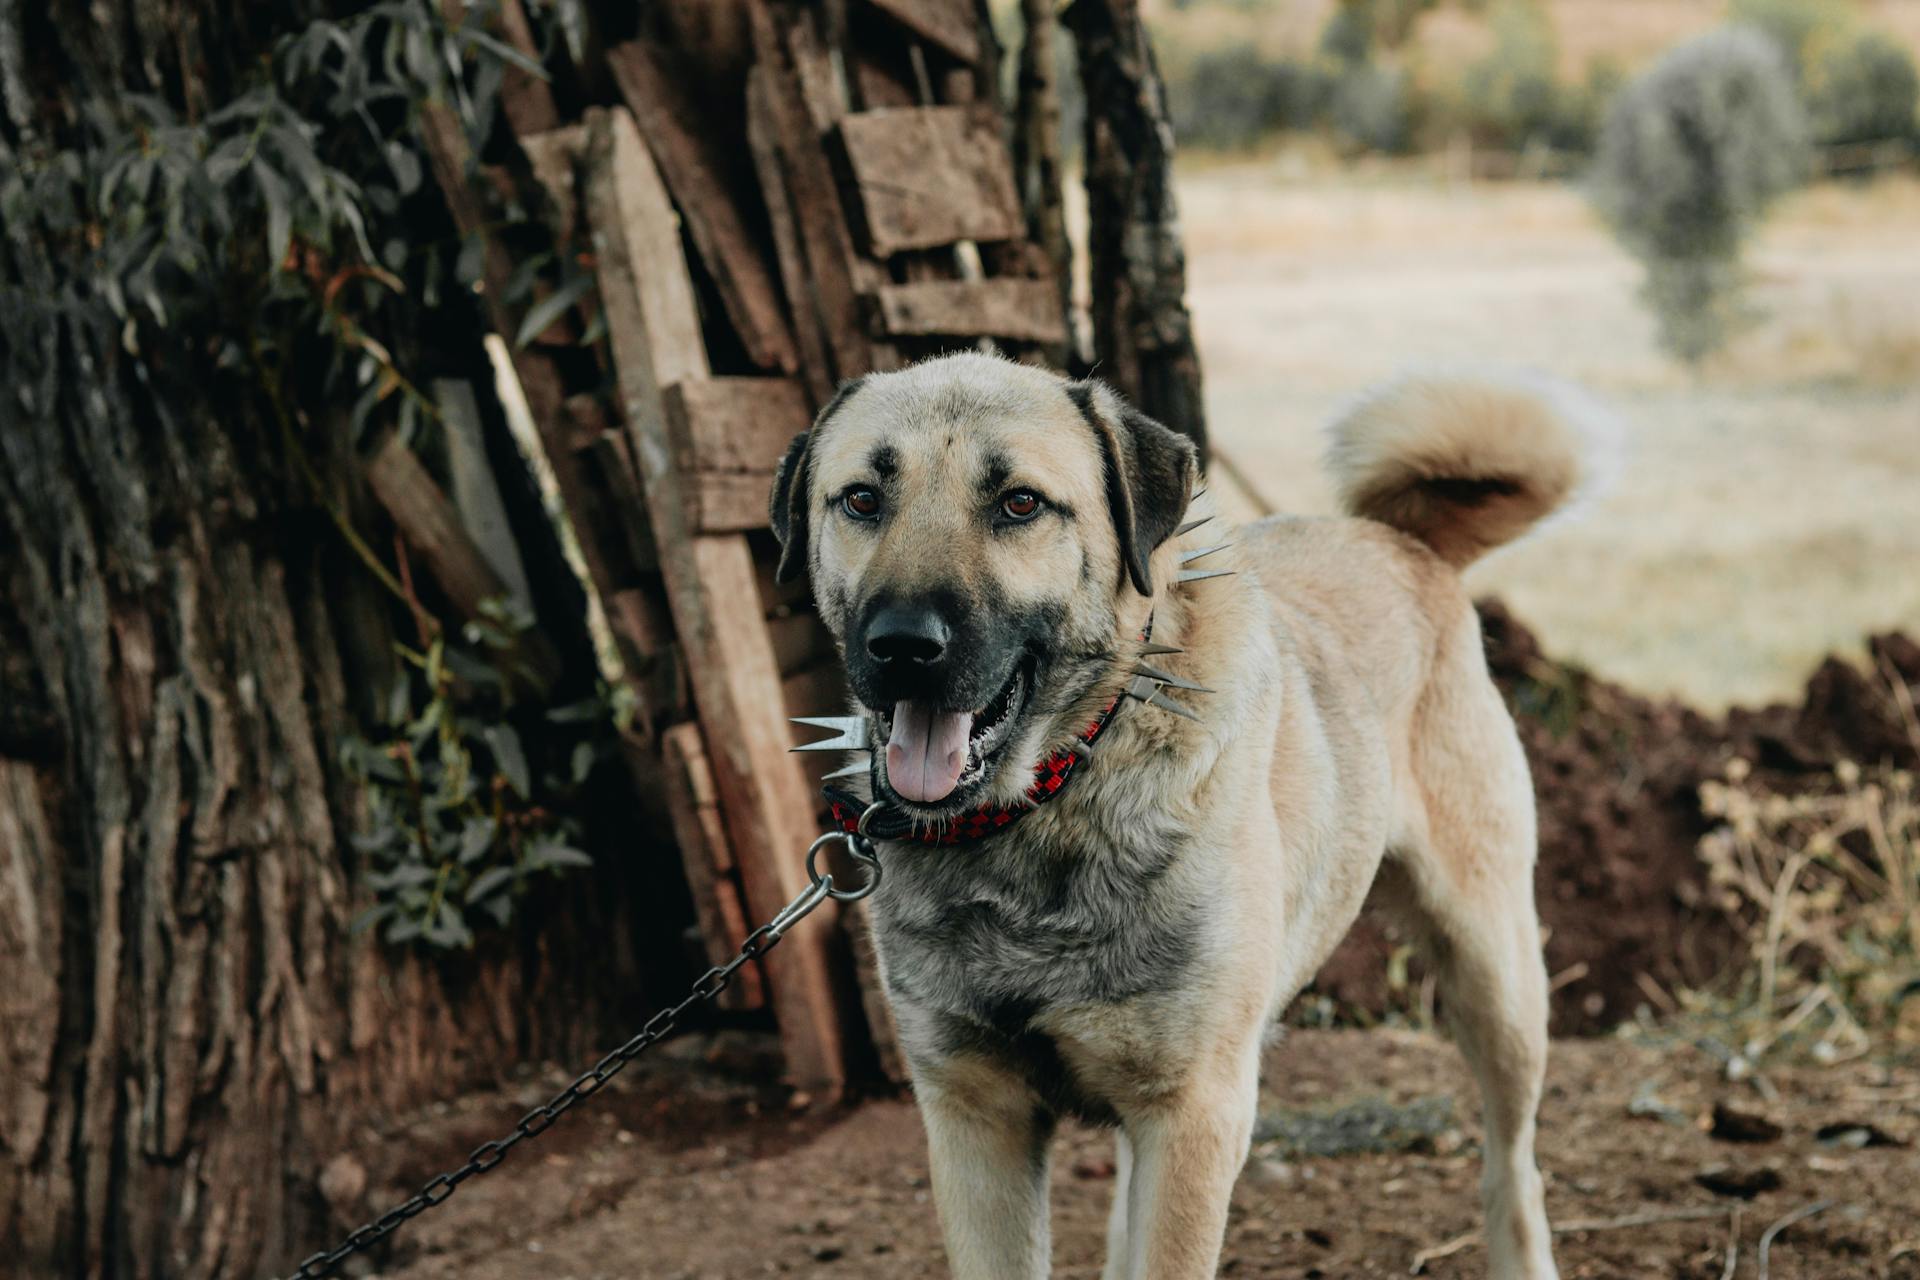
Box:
<box><xmin>1690</xmin><ymin>755</ymin><xmax>1920</xmax><ymax>1062</ymax></box>
<box><xmin>1184</xmin><ymin>163</ymin><xmax>1920</xmax><ymax>710</ymax></box>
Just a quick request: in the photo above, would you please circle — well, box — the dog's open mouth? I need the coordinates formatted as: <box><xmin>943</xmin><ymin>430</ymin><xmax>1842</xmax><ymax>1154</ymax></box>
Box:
<box><xmin>876</xmin><ymin>657</ymin><xmax>1032</xmax><ymax>808</ymax></box>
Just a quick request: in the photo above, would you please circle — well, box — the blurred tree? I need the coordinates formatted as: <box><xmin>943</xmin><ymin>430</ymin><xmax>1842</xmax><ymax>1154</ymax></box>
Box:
<box><xmin>1588</xmin><ymin>26</ymin><xmax>1810</xmax><ymax>362</ymax></box>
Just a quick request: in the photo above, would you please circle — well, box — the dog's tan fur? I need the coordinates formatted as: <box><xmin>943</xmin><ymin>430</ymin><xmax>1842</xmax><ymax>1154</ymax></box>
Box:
<box><xmin>772</xmin><ymin>355</ymin><xmax>1595</xmax><ymax>1279</ymax></box>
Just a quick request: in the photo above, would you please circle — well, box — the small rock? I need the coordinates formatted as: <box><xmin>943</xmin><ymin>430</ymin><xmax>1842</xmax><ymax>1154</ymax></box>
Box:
<box><xmin>318</xmin><ymin>1154</ymin><xmax>367</xmax><ymax>1212</ymax></box>
<box><xmin>1814</xmin><ymin>1120</ymin><xmax>1906</xmax><ymax>1149</ymax></box>
<box><xmin>1694</xmin><ymin>1164</ymin><xmax>1783</xmax><ymax>1199</ymax></box>
<box><xmin>1709</xmin><ymin>1101</ymin><xmax>1783</xmax><ymax>1144</ymax></box>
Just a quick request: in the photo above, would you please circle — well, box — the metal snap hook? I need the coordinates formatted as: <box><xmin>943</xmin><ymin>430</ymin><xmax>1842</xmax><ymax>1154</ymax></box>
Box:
<box><xmin>805</xmin><ymin>829</ymin><xmax>881</xmax><ymax>901</ymax></box>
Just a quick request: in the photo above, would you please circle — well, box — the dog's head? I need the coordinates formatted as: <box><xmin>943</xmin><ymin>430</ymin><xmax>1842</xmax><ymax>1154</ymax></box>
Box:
<box><xmin>770</xmin><ymin>353</ymin><xmax>1196</xmax><ymax>818</ymax></box>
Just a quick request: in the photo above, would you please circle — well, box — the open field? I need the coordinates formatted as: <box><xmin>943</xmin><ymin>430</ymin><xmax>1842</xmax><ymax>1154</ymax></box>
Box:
<box><xmin>1144</xmin><ymin>0</ymin><xmax>1920</xmax><ymax>74</ymax></box>
<box><xmin>1184</xmin><ymin>164</ymin><xmax>1920</xmax><ymax>710</ymax></box>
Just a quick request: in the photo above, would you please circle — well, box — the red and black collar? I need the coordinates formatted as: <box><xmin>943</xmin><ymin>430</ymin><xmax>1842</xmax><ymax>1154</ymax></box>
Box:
<box><xmin>822</xmin><ymin>619</ymin><xmax>1150</xmax><ymax>846</ymax></box>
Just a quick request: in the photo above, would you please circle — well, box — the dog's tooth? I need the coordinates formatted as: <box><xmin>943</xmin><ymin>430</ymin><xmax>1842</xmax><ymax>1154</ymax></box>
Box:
<box><xmin>1175</xmin><ymin>567</ymin><xmax>1235</xmax><ymax>584</ymax></box>
<box><xmin>820</xmin><ymin>755</ymin><xmax>872</xmax><ymax>781</ymax></box>
<box><xmin>789</xmin><ymin>715</ymin><xmax>872</xmax><ymax>752</ymax></box>
<box><xmin>1131</xmin><ymin>662</ymin><xmax>1213</xmax><ymax>693</ymax></box>
<box><xmin>1178</xmin><ymin>543</ymin><xmax>1231</xmax><ymax>565</ymax></box>
<box><xmin>1173</xmin><ymin>515</ymin><xmax>1213</xmax><ymax>537</ymax></box>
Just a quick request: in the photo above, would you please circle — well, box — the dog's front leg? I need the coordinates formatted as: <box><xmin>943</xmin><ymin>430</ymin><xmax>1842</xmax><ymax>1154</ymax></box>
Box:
<box><xmin>1112</xmin><ymin>1048</ymin><xmax>1259</xmax><ymax>1280</ymax></box>
<box><xmin>918</xmin><ymin>1074</ymin><xmax>1056</xmax><ymax>1280</ymax></box>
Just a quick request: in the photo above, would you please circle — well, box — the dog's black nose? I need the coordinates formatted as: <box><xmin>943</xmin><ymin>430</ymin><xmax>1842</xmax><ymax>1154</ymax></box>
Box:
<box><xmin>866</xmin><ymin>603</ymin><xmax>950</xmax><ymax>666</ymax></box>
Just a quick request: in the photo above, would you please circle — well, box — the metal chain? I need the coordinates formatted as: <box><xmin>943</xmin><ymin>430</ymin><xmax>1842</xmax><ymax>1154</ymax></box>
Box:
<box><xmin>277</xmin><ymin>815</ymin><xmax>882</xmax><ymax>1280</ymax></box>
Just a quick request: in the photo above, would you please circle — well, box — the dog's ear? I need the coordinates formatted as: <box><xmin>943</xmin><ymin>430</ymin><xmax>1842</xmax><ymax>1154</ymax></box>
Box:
<box><xmin>1067</xmin><ymin>381</ymin><xmax>1198</xmax><ymax>597</ymax></box>
<box><xmin>770</xmin><ymin>376</ymin><xmax>867</xmax><ymax>584</ymax></box>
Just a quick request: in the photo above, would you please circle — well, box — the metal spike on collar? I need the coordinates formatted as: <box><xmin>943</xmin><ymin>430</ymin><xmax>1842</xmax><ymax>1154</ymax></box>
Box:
<box><xmin>1125</xmin><ymin>674</ymin><xmax>1203</xmax><ymax>722</ymax></box>
<box><xmin>1138</xmin><ymin>642</ymin><xmax>1184</xmax><ymax>657</ymax></box>
<box><xmin>1173</xmin><ymin>515</ymin><xmax>1213</xmax><ymax>537</ymax></box>
<box><xmin>1178</xmin><ymin>543</ymin><xmax>1231</xmax><ymax>565</ymax></box>
<box><xmin>1069</xmin><ymin>738</ymin><xmax>1096</xmax><ymax>760</ymax></box>
<box><xmin>1131</xmin><ymin>662</ymin><xmax>1213</xmax><ymax>693</ymax></box>
<box><xmin>820</xmin><ymin>754</ymin><xmax>871</xmax><ymax>781</ymax></box>
<box><xmin>1176</xmin><ymin>566</ymin><xmax>1235</xmax><ymax>584</ymax></box>
<box><xmin>789</xmin><ymin>715</ymin><xmax>871</xmax><ymax>753</ymax></box>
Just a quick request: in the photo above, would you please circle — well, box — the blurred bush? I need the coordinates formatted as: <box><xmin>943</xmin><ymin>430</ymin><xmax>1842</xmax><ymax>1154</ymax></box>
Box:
<box><xmin>1327</xmin><ymin>60</ymin><xmax>1415</xmax><ymax>154</ymax></box>
<box><xmin>1732</xmin><ymin>0</ymin><xmax>1920</xmax><ymax>146</ymax></box>
<box><xmin>1168</xmin><ymin>45</ymin><xmax>1330</xmax><ymax>150</ymax></box>
<box><xmin>1588</xmin><ymin>26</ymin><xmax>1810</xmax><ymax>361</ymax></box>
<box><xmin>1803</xmin><ymin>26</ymin><xmax>1919</xmax><ymax>146</ymax></box>
<box><xmin>1459</xmin><ymin>0</ymin><xmax>1560</xmax><ymax>149</ymax></box>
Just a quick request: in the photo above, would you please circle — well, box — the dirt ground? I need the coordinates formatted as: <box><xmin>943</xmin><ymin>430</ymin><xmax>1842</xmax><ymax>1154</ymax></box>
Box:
<box><xmin>347</xmin><ymin>1028</ymin><xmax>1918</xmax><ymax>1280</ymax></box>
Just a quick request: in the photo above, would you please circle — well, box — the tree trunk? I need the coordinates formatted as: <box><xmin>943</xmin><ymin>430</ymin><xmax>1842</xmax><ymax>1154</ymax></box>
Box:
<box><xmin>1064</xmin><ymin>0</ymin><xmax>1209</xmax><ymax>465</ymax></box>
<box><xmin>1014</xmin><ymin>0</ymin><xmax>1076</xmax><ymax>368</ymax></box>
<box><xmin>0</xmin><ymin>5</ymin><xmax>665</xmax><ymax>1276</ymax></box>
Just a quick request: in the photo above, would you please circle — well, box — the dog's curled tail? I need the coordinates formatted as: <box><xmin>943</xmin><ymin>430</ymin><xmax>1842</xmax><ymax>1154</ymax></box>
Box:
<box><xmin>1324</xmin><ymin>371</ymin><xmax>1620</xmax><ymax>570</ymax></box>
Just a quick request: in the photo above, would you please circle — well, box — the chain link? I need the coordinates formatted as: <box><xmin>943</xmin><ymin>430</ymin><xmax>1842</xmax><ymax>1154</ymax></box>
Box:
<box><xmin>276</xmin><ymin>826</ymin><xmax>878</xmax><ymax>1280</ymax></box>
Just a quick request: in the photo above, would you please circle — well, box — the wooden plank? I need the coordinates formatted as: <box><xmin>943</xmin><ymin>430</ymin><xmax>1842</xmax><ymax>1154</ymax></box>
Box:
<box><xmin>868</xmin><ymin>278</ymin><xmax>1067</xmax><ymax>342</ymax></box>
<box><xmin>520</xmin><ymin>125</ymin><xmax>587</xmax><ymax>242</ymax></box>
<box><xmin>690</xmin><ymin>473</ymin><xmax>777</xmax><ymax>534</ymax></box>
<box><xmin>606</xmin><ymin>40</ymin><xmax>800</xmax><ymax>376</ymax></box>
<box><xmin>365</xmin><ymin>435</ymin><xmax>560</xmax><ymax>686</ymax></box>
<box><xmin>837</xmin><ymin>106</ymin><xmax>1022</xmax><ymax>254</ymax></box>
<box><xmin>862</xmin><ymin>0</ymin><xmax>979</xmax><ymax>62</ymax></box>
<box><xmin>746</xmin><ymin>2</ymin><xmax>881</xmax><ymax>385</ymax></box>
<box><xmin>367</xmin><ymin>433</ymin><xmax>511</xmax><ymax>619</ymax></box>
<box><xmin>585</xmin><ymin>104</ymin><xmax>851</xmax><ymax>1093</ymax></box>
<box><xmin>664</xmin><ymin>377</ymin><xmax>811</xmax><ymax>474</ymax></box>
<box><xmin>746</xmin><ymin>66</ymin><xmax>836</xmax><ymax>407</ymax></box>
<box><xmin>661</xmin><ymin>723</ymin><xmax>767</xmax><ymax>1012</ymax></box>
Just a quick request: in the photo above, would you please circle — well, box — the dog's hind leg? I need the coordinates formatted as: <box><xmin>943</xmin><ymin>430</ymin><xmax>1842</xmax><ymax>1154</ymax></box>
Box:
<box><xmin>1387</xmin><ymin>676</ymin><xmax>1559</xmax><ymax>1279</ymax></box>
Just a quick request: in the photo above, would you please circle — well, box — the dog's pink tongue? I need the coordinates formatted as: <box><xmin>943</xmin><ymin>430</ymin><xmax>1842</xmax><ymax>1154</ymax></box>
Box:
<box><xmin>886</xmin><ymin>700</ymin><xmax>971</xmax><ymax>803</ymax></box>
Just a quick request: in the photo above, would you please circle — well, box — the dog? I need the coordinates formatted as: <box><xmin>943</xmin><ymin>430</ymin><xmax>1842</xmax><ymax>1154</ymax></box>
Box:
<box><xmin>770</xmin><ymin>351</ymin><xmax>1609</xmax><ymax>1279</ymax></box>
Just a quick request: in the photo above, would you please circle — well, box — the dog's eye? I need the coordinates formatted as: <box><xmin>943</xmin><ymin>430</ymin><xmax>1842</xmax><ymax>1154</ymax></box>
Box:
<box><xmin>1000</xmin><ymin>490</ymin><xmax>1042</xmax><ymax>522</ymax></box>
<box><xmin>842</xmin><ymin>488</ymin><xmax>882</xmax><ymax>521</ymax></box>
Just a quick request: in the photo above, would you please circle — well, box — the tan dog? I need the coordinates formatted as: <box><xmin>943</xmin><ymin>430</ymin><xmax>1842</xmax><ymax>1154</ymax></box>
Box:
<box><xmin>770</xmin><ymin>353</ymin><xmax>1608</xmax><ymax>1279</ymax></box>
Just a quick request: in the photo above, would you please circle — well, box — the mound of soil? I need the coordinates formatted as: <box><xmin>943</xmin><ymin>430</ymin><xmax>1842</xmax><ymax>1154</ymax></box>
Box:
<box><xmin>1312</xmin><ymin>602</ymin><xmax>1920</xmax><ymax>1035</ymax></box>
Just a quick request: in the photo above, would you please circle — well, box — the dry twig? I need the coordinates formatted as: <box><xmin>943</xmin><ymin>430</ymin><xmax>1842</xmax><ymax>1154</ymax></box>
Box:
<box><xmin>1756</xmin><ymin>1199</ymin><xmax>1836</xmax><ymax>1280</ymax></box>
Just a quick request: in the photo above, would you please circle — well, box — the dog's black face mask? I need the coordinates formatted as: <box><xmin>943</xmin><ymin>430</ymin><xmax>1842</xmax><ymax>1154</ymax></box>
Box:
<box><xmin>769</xmin><ymin>356</ymin><xmax>1195</xmax><ymax>817</ymax></box>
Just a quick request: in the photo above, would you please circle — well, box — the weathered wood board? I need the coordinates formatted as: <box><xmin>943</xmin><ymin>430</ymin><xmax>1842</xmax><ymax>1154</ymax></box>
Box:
<box><xmin>836</xmin><ymin>106</ymin><xmax>1022</xmax><ymax>255</ymax></box>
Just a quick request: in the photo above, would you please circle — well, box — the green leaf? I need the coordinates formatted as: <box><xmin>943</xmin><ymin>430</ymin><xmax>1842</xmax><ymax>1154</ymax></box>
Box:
<box><xmin>384</xmin><ymin>915</ymin><xmax>423</xmax><ymax>944</ymax></box>
<box><xmin>350</xmin><ymin>902</ymin><xmax>396</xmax><ymax>934</ymax></box>
<box><xmin>513</xmin><ymin>273</ymin><xmax>594</xmax><ymax>349</ymax></box>
<box><xmin>486</xmin><ymin>724</ymin><xmax>529</xmax><ymax>798</ymax></box>
<box><xmin>367</xmin><ymin>863</ymin><xmax>437</xmax><ymax>892</ymax></box>
<box><xmin>458</xmin><ymin>816</ymin><xmax>497</xmax><ymax>864</ymax></box>
<box><xmin>570</xmin><ymin>740</ymin><xmax>596</xmax><ymax>785</ymax></box>
<box><xmin>546</xmin><ymin>697</ymin><xmax>606</xmax><ymax>724</ymax></box>
<box><xmin>465</xmin><ymin>864</ymin><xmax>515</xmax><ymax>904</ymax></box>
<box><xmin>528</xmin><ymin>839</ymin><xmax>592</xmax><ymax>871</ymax></box>
<box><xmin>255</xmin><ymin>163</ymin><xmax>292</xmax><ymax>269</ymax></box>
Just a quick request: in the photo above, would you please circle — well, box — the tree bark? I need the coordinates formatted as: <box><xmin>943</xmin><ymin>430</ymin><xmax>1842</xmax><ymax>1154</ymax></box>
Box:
<box><xmin>0</xmin><ymin>6</ymin><xmax>662</xmax><ymax>1276</ymax></box>
<box><xmin>1064</xmin><ymin>0</ymin><xmax>1208</xmax><ymax>465</ymax></box>
<box><xmin>1013</xmin><ymin>0</ymin><xmax>1075</xmax><ymax>368</ymax></box>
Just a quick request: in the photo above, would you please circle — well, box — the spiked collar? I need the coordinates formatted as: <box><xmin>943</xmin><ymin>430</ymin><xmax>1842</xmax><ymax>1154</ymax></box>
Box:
<box><xmin>810</xmin><ymin>612</ymin><xmax>1212</xmax><ymax>846</ymax></box>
